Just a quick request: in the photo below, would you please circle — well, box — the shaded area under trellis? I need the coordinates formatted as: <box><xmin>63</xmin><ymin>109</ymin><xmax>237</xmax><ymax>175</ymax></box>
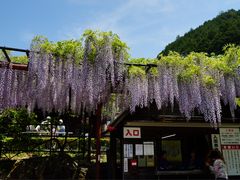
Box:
<box><xmin>1</xmin><ymin>154</ymin><xmax>88</xmax><ymax>179</ymax></box>
<box><xmin>0</xmin><ymin>109</ymin><xmax>106</xmax><ymax>159</ymax></box>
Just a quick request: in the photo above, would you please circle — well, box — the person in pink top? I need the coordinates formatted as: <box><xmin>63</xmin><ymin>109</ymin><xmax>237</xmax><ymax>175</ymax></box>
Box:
<box><xmin>206</xmin><ymin>149</ymin><xmax>228</xmax><ymax>180</ymax></box>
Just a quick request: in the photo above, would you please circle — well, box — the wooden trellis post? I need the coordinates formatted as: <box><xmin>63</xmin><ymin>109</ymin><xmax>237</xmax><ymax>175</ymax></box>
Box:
<box><xmin>95</xmin><ymin>104</ymin><xmax>102</xmax><ymax>180</ymax></box>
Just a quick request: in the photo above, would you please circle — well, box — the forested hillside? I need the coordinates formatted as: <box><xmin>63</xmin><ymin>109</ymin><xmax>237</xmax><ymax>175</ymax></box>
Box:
<box><xmin>159</xmin><ymin>9</ymin><xmax>240</xmax><ymax>56</ymax></box>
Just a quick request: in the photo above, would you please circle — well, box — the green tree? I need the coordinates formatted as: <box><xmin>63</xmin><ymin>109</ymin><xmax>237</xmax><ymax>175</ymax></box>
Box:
<box><xmin>0</xmin><ymin>108</ymin><xmax>37</xmax><ymax>157</ymax></box>
<box><xmin>159</xmin><ymin>9</ymin><xmax>240</xmax><ymax>57</ymax></box>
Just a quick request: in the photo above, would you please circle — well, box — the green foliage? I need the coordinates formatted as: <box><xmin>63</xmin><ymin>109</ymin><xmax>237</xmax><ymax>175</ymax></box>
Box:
<box><xmin>222</xmin><ymin>44</ymin><xmax>240</xmax><ymax>73</ymax></box>
<box><xmin>1</xmin><ymin>137</ymin><xmax>109</xmax><ymax>155</ymax></box>
<box><xmin>0</xmin><ymin>108</ymin><xmax>37</xmax><ymax>140</ymax></box>
<box><xmin>122</xmin><ymin>43</ymin><xmax>240</xmax><ymax>86</ymax></box>
<box><xmin>0</xmin><ymin>51</ymin><xmax>5</xmax><ymax>60</ymax></box>
<box><xmin>0</xmin><ymin>51</ymin><xmax>28</xmax><ymax>64</ymax></box>
<box><xmin>128</xmin><ymin>66</ymin><xmax>146</xmax><ymax>77</ymax></box>
<box><xmin>102</xmin><ymin>94</ymin><xmax>119</xmax><ymax>120</ymax></box>
<box><xmin>158</xmin><ymin>51</ymin><xmax>182</xmax><ymax>67</ymax></box>
<box><xmin>82</xmin><ymin>29</ymin><xmax>129</xmax><ymax>63</ymax></box>
<box><xmin>127</xmin><ymin>58</ymin><xmax>157</xmax><ymax>77</ymax></box>
<box><xmin>11</xmin><ymin>56</ymin><xmax>28</xmax><ymax>64</ymax></box>
<box><xmin>235</xmin><ymin>98</ymin><xmax>240</xmax><ymax>107</ymax></box>
<box><xmin>30</xmin><ymin>30</ymin><xmax>129</xmax><ymax>65</ymax></box>
<box><xmin>202</xmin><ymin>75</ymin><xmax>216</xmax><ymax>86</ymax></box>
<box><xmin>31</xmin><ymin>36</ymin><xmax>84</xmax><ymax>64</ymax></box>
<box><xmin>129</xmin><ymin>45</ymin><xmax>240</xmax><ymax>86</ymax></box>
<box><xmin>178</xmin><ymin>65</ymin><xmax>200</xmax><ymax>81</ymax></box>
<box><xmin>160</xmin><ymin>9</ymin><xmax>240</xmax><ymax>56</ymax></box>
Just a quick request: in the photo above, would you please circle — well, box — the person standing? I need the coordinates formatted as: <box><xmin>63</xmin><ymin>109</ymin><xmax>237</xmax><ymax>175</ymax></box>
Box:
<box><xmin>206</xmin><ymin>149</ymin><xmax>228</xmax><ymax>180</ymax></box>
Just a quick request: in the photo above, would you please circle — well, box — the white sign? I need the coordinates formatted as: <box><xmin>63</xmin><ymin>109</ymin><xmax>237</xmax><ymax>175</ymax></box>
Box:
<box><xmin>135</xmin><ymin>144</ymin><xmax>143</xmax><ymax>155</ymax></box>
<box><xmin>220</xmin><ymin>128</ymin><xmax>240</xmax><ymax>176</ymax></box>
<box><xmin>222</xmin><ymin>145</ymin><xmax>240</xmax><ymax>176</ymax></box>
<box><xmin>124</xmin><ymin>144</ymin><xmax>133</xmax><ymax>158</ymax></box>
<box><xmin>220</xmin><ymin>128</ymin><xmax>240</xmax><ymax>145</ymax></box>
<box><xmin>124</xmin><ymin>158</ymin><xmax>128</xmax><ymax>172</ymax></box>
<box><xmin>123</xmin><ymin>127</ymin><xmax>141</xmax><ymax>138</ymax></box>
<box><xmin>143</xmin><ymin>141</ymin><xmax>154</xmax><ymax>155</ymax></box>
<box><xmin>211</xmin><ymin>134</ymin><xmax>221</xmax><ymax>151</ymax></box>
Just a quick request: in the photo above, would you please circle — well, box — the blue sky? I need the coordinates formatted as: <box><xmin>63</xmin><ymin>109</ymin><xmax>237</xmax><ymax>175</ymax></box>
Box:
<box><xmin>1</xmin><ymin>0</ymin><xmax>240</xmax><ymax>58</ymax></box>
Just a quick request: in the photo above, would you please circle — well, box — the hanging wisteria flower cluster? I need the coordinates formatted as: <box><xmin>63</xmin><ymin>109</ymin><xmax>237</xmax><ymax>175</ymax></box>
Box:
<box><xmin>0</xmin><ymin>65</ymin><xmax>28</xmax><ymax>110</ymax></box>
<box><xmin>1</xmin><ymin>30</ymin><xmax>240</xmax><ymax>126</ymax></box>
<box><xmin>123</xmin><ymin>46</ymin><xmax>240</xmax><ymax>126</ymax></box>
<box><xmin>0</xmin><ymin>30</ymin><xmax>128</xmax><ymax>115</ymax></box>
<box><xmin>27</xmin><ymin>30</ymin><xmax>128</xmax><ymax>114</ymax></box>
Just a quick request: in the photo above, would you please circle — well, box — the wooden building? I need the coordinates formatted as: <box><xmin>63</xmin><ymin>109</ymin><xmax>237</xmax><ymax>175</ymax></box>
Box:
<box><xmin>107</xmin><ymin>103</ymin><xmax>240</xmax><ymax>179</ymax></box>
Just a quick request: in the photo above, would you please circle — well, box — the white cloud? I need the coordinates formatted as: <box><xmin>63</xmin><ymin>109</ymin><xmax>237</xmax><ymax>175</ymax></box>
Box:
<box><xmin>59</xmin><ymin>0</ymin><xmax>178</xmax><ymax>57</ymax></box>
<box><xmin>88</xmin><ymin>0</ymin><xmax>175</xmax><ymax>29</ymax></box>
<box><xmin>64</xmin><ymin>1</ymin><xmax>174</xmax><ymax>33</ymax></box>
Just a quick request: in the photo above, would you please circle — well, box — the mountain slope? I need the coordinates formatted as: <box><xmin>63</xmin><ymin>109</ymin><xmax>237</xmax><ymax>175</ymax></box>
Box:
<box><xmin>159</xmin><ymin>9</ymin><xmax>240</xmax><ymax>57</ymax></box>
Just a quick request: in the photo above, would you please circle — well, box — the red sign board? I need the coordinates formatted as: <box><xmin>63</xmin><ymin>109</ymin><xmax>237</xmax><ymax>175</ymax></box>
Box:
<box><xmin>222</xmin><ymin>145</ymin><xmax>240</xmax><ymax>150</ymax></box>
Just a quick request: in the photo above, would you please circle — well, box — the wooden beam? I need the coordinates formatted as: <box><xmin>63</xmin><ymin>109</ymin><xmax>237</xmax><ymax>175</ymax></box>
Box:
<box><xmin>0</xmin><ymin>62</ymin><xmax>28</xmax><ymax>71</ymax></box>
<box><xmin>11</xmin><ymin>63</ymin><xmax>28</xmax><ymax>71</ymax></box>
<box><xmin>123</xmin><ymin>62</ymin><xmax>157</xmax><ymax>67</ymax></box>
<box><xmin>0</xmin><ymin>46</ymin><xmax>30</xmax><ymax>54</ymax></box>
<box><xmin>125</xmin><ymin>121</ymin><xmax>240</xmax><ymax>128</ymax></box>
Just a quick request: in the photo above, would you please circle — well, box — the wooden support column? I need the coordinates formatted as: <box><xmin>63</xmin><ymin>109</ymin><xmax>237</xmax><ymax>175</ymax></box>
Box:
<box><xmin>95</xmin><ymin>104</ymin><xmax>102</xmax><ymax>180</ymax></box>
<box><xmin>109</xmin><ymin>132</ymin><xmax>117</xmax><ymax>179</ymax></box>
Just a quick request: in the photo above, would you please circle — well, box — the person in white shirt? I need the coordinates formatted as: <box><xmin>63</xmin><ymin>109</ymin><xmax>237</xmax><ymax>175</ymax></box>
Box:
<box><xmin>57</xmin><ymin>119</ymin><xmax>65</xmax><ymax>136</ymax></box>
<box><xmin>35</xmin><ymin>116</ymin><xmax>51</xmax><ymax>132</ymax></box>
<box><xmin>206</xmin><ymin>149</ymin><xmax>228</xmax><ymax>180</ymax></box>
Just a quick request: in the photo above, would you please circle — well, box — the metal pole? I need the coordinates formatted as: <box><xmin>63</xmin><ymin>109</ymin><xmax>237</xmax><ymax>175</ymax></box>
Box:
<box><xmin>50</xmin><ymin>122</ymin><xmax>53</xmax><ymax>155</ymax></box>
<box><xmin>87</xmin><ymin>116</ymin><xmax>92</xmax><ymax>162</ymax></box>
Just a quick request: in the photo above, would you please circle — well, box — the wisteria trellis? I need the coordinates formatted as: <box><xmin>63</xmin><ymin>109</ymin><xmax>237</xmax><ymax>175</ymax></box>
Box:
<box><xmin>1</xmin><ymin>31</ymin><xmax>240</xmax><ymax>127</ymax></box>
